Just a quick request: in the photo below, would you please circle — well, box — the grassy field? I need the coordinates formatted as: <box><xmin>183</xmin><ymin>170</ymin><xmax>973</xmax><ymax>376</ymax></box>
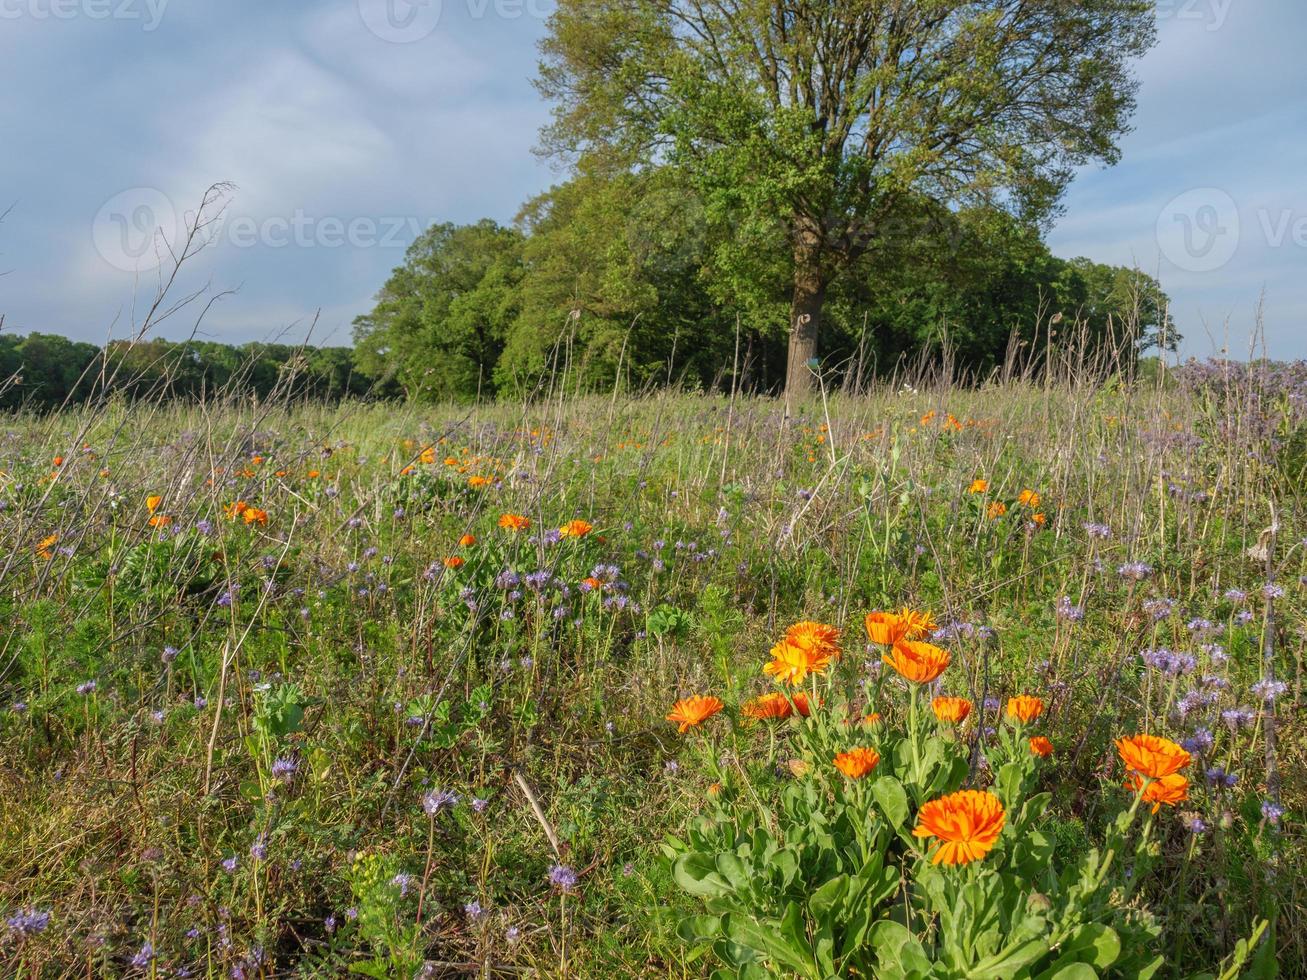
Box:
<box><xmin>0</xmin><ymin>364</ymin><xmax>1302</xmax><ymax>977</ymax></box>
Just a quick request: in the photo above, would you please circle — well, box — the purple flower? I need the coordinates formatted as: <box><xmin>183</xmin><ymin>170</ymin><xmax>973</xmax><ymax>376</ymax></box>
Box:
<box><xmin>76</xmin><ymin>680</ymin><xmax>97</xmax><ymax>696</ymax></box>
<box><xmin>221</xmin><ymin>856</ymin><xmax>239</xmax><ymax>873</ymax></box>
<box><xmin>422</xmin><ymin>789</ymin><xmax>459</xmax><ymax>817</ymax></box>
<box><xmin>6</xmin><ymin>908</ymin><xmax>51</xmax><ymax>936</ymax></box>
<box><xmin>1250</xmin><ymin>679</ymin><xmax>1287</xmax><ymax>702</ymax></box>
<box><xmin>390</xmin><ymin>872</ymin><xmax>414</xmax><ymax>897</ymax></box>
<box><xmin>1182</xmin><ymin>813</ymin><xmax>1208</xmax><ymax>835</ymax></box>
<box><xmin>1055</xmin><ymin>596</ymin><xmax>1084</xmax><ymax>622</ymax></box>
<box><xmin>1262</xmin><ymin>584</ymin><xmax>1285</xmax><ymax>600</ymax></box>
<box><xmin>548</xmin><ymin>864</ymin><xmax>578</xmax><ymax>890</ymax></box>
<box><xmin>1223</xmin><ymin>588</ymin><xmax>1247</xmax><ymax>604</ymax></box>
<box><xmin>162</xmin><ymin>646</ymin><xmax>179</xmax><ymax>664</ymax></box>
<box><xmin>1142</xmin><ymin>598</ymin><xmax>1175</xmax><ymax>621</ymax></box>
<box><xmin>130</xmin><ymin>942</ymin><xmax>155</xmax><ymax>969</ymax></box>
<box><xmin>1083</xmin><ymin>522</ymin><xmax>1112</xmax><ymax>539</ymax></box>
<box><xmin>1205</xmin><ymin>766</ymin><xmax>1238</xmax><ymax>788</ymax></box>
<box><xmin>271</xmin><ymin>757</ymin><xmax>298</xmax><ymax>783</ymax></box>
<box><xmin>1261</xmin><ymin>801</ymin><xmax>1284</xmax><ymax>825</ymax></box>
<box><xmin>1117</xmin><ymin>561</ymin><xmax>1153</xmax><ymax>581</ymax></box>
<box><xmin>464</xmin><ymin>900</ymin><xmax>484</xmax><ymax>920</ymax></box>
<box><xmin>471</xmin><ymin>797</ymin><xmax>488</xmax><ymax>813</ymax></box>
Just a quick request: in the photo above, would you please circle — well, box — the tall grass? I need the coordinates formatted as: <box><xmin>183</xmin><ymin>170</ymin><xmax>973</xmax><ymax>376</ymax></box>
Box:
<box><xmin>0</xmin><ymin>347</ymin><xmax>1301</xmax><ymax>975</ymax></box>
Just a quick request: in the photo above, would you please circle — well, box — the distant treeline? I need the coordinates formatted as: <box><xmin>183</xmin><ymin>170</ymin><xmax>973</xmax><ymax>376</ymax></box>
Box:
<box><xmin>352</xmin><ymin>171</ymin><xmax>1177</xmax><ymax>403</ymax></box>
<box><xmin>0</xmin><ymin>334</ymin><xmax>389</xmax><ymax>411</ymax></box>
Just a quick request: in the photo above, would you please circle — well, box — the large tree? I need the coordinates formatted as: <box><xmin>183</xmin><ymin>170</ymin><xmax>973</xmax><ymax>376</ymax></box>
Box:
<box><xmin>537</xmin><ymin>0</ymin><xmax>1156</xmax><ymax>407</ymax></box>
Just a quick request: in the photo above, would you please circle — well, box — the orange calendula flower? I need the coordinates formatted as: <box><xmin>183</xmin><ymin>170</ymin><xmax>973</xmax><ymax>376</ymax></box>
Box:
<box><xmin>1115</xmin><ymin>734</ymin><xmax>1191</xmax><ymax>780</ymax></box>
<box><xmin>148</xmin><ymin>514</ymin><xmax>173</xmax><ymax>528</ymax></box>
<box><xmin>52</xmin><ymin>455</ymin><xmax>64</xmax><ymax>467</ymax></box>
<box><xmin>458</xmin><ymin>533</ymin><xmax>477</xmax><ymax>547</ymax></box>
<box><xmin>742</xmin><ymin>692</ymin><xmax>814</xmax><ymax>720</ymax></box>
<box><xmin>968</xmin><ymin>479</ymin><xmax>989</xmax><ymax>494</ymax></box>
<box><xmin>913</xmin><ymin>790</ymin><xmax>1006</xmax><ymax>866</ymax></box>
<box><xmin>1006</xmin><ymin>696</ymin><xmax>1044</xmax><ymax>724</ymax></box>
<box><xmin>419</xmin><ymin>447</ymin><xmax>437</xmax><ymax>465</ymax></box>
<box><xmin>833</xmin><ymin>747</ymin><xmax>881</xmax><ymax>780</ymax></box>
<box><xmin>498</xmin><ymin>513</ymin><xmax>530</xmax><ymax>531</ymax></box>
<box><xmin>932</xmin><ymin>696</ymin><xmax>971</xmax><ymax>723</ymax></box>
<box><xmin>242</xmin><ymin>508</ymin><xmax>269</xmax><ymax>526</ymax></box>
<box><xmin>1031</xmin><ymin>512</ymin><xmax>1047</xmax><ymax>527</ymax></box>
<box><xmin>307</xmin><ymin>470</ymin><xmax>320</xmax><ymax>479</ymax></box>
<box><xmin>560</xmin><ymin>519</ymin><xmax>594</xmax><ymax>538</ymax></box>
<box><xmin>146</xmin><ymin>495</ymin><xmax>163</xmax><ymax>514</ymax></box>
<box><xmin>743</xmin><ymin>692</ymin><xmax>794</xmax><ymax>720</ymax></box>
<box><xmin>226</xmin><ymin>501</ymin><xmax>249</xmax><ymax>520</ymax></box>
<box><xmin>666</xmin><ymin>696</ymin><xmax>724</xmax><ymax>733</ymax></box>
<box><xmin>987</xmin><ymin>501</ymin><xmax>1008</xmax><ymax>519</ymax></box>
<box><xmin>786</xmin><ymin>621</ymin><xmax>841</xmax><ymax>658</ymax></box>
<box><xmin>883</xmin><ymin>640</ymin><xmax>951</xmax><ymax>684</ymax></box>
<box><xmin>468</xmin><ymin>475</ymin><xmax>493</xmax><ymax>489</ymax></box>
<box><xmin>1125</xmin><ymin>772</ymin><xmax>1189</xmax><ymax>813</ymax></box>
<box><xmin>1018</xmin><ymin>489</ymin><xmax>1042</xmax><ymax>508</ymax></box>
<box><xmin>763</xmin><ymin>638</ymin><xmax>833</xmax><ymax>687</ymax></box>
<box><xmin>865</xmin><ymin>608</ymin><xmax>936</xmax><ymax>646</ymax></box>
<box><xmin>442</xmin><ymin>556</ymin><xmax>465</xmax><ymax>569</ymax></box>
<box><xmin>36</xmin><ymin>533</ymin><xmax>59</xmax><ymax>560</ymax></box>
<box><xmin>862</xmin><ymin>712</ymin><xmax>882</xmax><ymax>727</ymax></box>
<box><xmin>1029</xmin><ymin>736</ymin><xmax>1055</xmax><ymax>758</ymax></box>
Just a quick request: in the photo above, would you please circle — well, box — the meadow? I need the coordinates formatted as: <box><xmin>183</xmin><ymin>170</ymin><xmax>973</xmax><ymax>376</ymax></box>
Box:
<box><xmin>1</xmin><ymin>360</ymin><xmax>1303</xmax><ymax>977</ymax></box>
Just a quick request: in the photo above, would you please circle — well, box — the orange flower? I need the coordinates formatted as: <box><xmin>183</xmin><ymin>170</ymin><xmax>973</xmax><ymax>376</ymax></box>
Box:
<box><xmin>763</xmin><ymin>638</ymin><xmax>833</xmax><ymax>687</ymax></box>
<box><xmin>862</xmin><ymin>712</ymin><xmax>882</xmax><ymax>727</ymax></box>
<box><xmin>1031</xmin><ymin>512</ymin><xmax>1047</xmax><ymax>527</ymax></box>
<box><xmin>1115</xmin><ymin>734</ymin><xmax>1191</xmax><ymax>780</ymax></box>
<box><xmin>498</xmin><ymin>513</ymin><xmax>531</xmax><ymax>531</ymax></box>
<box><xmin>742</xmin><ymin>692</ymin><xmax>814</xmax><ymax>721</ymax></box>
<box><xmin>419</xmin><ymin>446</ymin><xmax>437</xmax><ymax>465</ymax></box>
<box><xmin>226</xmin><ymin>501</ymin><xmax>249</xmax><ymax>520</ymax></box>
<box><xmin>581</xmin><ymin>576</ymin><xmax>604</xmax><ymax>591</ymax></box>
<box><xmin>458</xmin><ymin>533</ymin><xmax>477</xmax><ymax>547</ymax></box>
<box><xmin>307</xmin><ymin>470</ymin><xmax>320</xmax><ymax>479</ymax></box>
<box><xmin>968</xmin><ymin>479</ymin><xmax>989</xmax><ymax>494</ymax></box>
<box><xmin>148</xmin><ymin>514</ymin><xmax>173</xmax><ymax>528</ymax></box>
<box><xmin>865</xmin><ymin>608</ymin><xmax>936</xmax><ymax>645</ymax></box>
<box><xmin>987</xmin><ymin>501</ymin><xmax>1008</xmax><ymax>519</ymax></box>
<box><xmin>1006</xmin><ymin>696</ymin><xmax>1044</xmax><ymax>724</ymax></box>
<box><xmin>146</xmin><ymin>495</ymin><xmax>163</xmax><ymax>514</ymax></box>
<box><xmin>52</xmin><ymin>455</ymin><xmax>64</xmax><ymax>467</ymax></box>
<box><xmin>468</xmin><ymin>475</ymin><xmax>493</xmax><ymax>488</ymax></box>
<box><xmin>932</xmin><ymin>696</ymin><xmax>971</xmax><ymax>723</ymax></box>
<box><xmin>1125</xmin><ymin>772</ymin><xmax>1189</xmax><ymax>813</ymax></box>
<box><xmin>786</xmin><ymin>621</ymin><xmax>841</xmax><ymax>658</ymax></box>
<box><xmin>833</xmin><ymin>747</ymin><xmax>881</xmax><ymax>780</ymax></box>
<box><xmin>1018</xmin><ymin>489</ymin><xmax>1042</xmax><ymax>508</ymax></box>
<box><xmin>36</xmin><ymin>533</ymin><xmax>58</xmax><ymax>560</ymax></box>
<box><xmin>1029</xmin><ymin>736</ymin><xmax>1054</xmax><ymax>758</ymax></box>
<box><xmin>442</xmin><ymin>556</ymin><xmax>465</xmax><ymax>569</ymax></box>
<box><xmin>743</xmin><ymin>692</ymin><xmax>793</xmax><ymax>721</ymax></box>
<box><xmin>913</xmin><ymin>790</ymin><xmax>1006</xmax><ymax>866</ymax></box>
<box><xmin>666</xmin><ymin>695</ymin><xmax>724</xmax><ymax>733</ymax></box>
<box><xmin>242</xmin><ymin>508</ymin><xmax>269</xmax><ymax>526</ymax></box>
<box><xmin>560</xmin><ymin>519</ymin><xmax>594</xmax><ymax>538</ymax></box>
<box><xmin>883</xmin><ymin>640</ymin><xmax>951</xmax><ymax>684</ymax></box>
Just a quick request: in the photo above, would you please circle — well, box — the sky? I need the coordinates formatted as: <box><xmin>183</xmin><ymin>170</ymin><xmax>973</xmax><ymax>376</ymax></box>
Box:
<box><xmin>0</xmin><ymin>0</ymin><xmax>1303</xmax><ymax>360</ymax></box>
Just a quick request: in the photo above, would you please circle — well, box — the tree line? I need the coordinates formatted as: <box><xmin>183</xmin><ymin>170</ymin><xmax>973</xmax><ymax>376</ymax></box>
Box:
<box><xmin>0</xmin><ymin>334</ymin><xmax>379</xmax><ymax>411</ymax></box>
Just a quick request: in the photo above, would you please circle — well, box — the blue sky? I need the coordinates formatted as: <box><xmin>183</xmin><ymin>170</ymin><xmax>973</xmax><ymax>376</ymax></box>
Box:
<box><xmin>0</xmin><ymin>0</ymin><xmax>1303</xmax><ymax>359</ymax></box>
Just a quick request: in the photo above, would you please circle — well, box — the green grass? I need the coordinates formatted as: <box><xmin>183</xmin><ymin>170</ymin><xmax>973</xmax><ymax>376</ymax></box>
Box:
<box><xmin>0</xmin><ymin>374</ymin><xmax>1301</xmax><ymax>976</ymax></box>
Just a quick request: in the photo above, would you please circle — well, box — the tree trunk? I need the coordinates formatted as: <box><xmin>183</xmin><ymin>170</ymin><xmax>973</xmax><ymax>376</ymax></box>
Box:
<box><xmin>785</xmin><ymin>237</ymin><xmax>827</xmax><ymax>415</ymax></box>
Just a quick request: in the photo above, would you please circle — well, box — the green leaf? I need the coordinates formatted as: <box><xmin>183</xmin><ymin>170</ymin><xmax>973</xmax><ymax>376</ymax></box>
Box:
<box><xmin>674</xmin><ymin>852</ymin><xmax>732</xmax><ymax>898</ymax></box>
<box><xmin>871</xmin><ymin>776</ymin><xmax>910</xmax><ymax>830</ymax></box>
